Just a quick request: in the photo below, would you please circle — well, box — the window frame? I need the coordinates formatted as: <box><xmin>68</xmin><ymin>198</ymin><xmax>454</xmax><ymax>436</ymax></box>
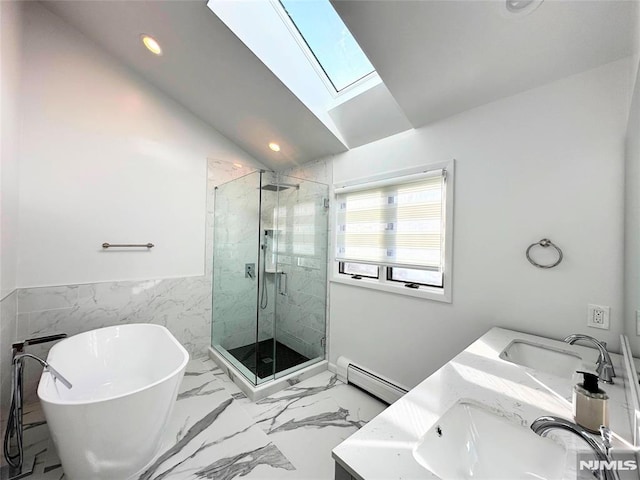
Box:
<box><xmin>330</xmin><ymin>160</ymin><xmax>454</xmax><ymax>303</ymax></box>
<box><xmin>270</xmin><ymin>0</ymin><xmax>378</xmax><ymax>97</ymax></box>
<box><xmin>386</xmin><ymin>266</ymin><xmax>443</xmax><ymax>288</ymax></box>
<box><xmin>338</xmin><ymin>261</ymin><xmax>380</xmax><ymax>279</ymax></box>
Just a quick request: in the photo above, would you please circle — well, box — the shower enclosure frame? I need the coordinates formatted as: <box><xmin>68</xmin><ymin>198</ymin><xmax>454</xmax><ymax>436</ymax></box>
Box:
<box><xmin>209</xmin><ymin>170</ymin><xmax>329</xmax><ymax>400</ymax></box>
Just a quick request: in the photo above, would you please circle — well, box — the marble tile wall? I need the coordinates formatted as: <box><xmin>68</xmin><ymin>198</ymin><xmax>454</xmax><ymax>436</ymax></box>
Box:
<box><xmin>15</xmin><ymin>278</ymin><xmax>213</xmax><ymax>401</ymax></box>
<box><xmin>273</xmin><ymin>178</ymin><xmax>329</xmax><ymax>360</ymax></box>
<box><xmin>276</xmin><ymin>159</ymin><xmax>333</xmax><ymax>360</ymax></box>
<box><xmin>206</xmin><ymin>160</ymin><xmax>257</xmax><ymax>277</ymax></box>
<box><xmin>0</xmin><ymin>291</ymin><xmax>18</xmax><ymax>413</ymax></box>
<box><xmin>211</xmin><ymin>171</ymin><xmax>263</xmax><ymax>351</ymax></box>
<box><xmin>281</xmin><ymin>157</ymin><xmax>333</xmax><ymax>186</ymax></box>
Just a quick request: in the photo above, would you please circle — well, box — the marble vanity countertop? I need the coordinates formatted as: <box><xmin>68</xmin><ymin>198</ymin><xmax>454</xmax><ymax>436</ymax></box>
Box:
<box><xmin>332</xmin><ymin>327</ymin><xmax>635</xmax><ymax>480</ymax></box>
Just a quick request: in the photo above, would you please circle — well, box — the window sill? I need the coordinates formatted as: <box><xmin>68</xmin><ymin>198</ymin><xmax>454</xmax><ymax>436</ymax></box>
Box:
<box><xmin>330</xmin><ymin>275</ymin><xmax>451</xmax><ymax>303</ymax></box>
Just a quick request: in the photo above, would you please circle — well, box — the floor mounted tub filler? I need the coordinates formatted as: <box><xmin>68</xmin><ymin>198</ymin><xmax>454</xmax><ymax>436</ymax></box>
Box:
<box><xmin>37</xmin><ymin>324</ymin><xmax>189</xmax><ymax>480</ymax></box>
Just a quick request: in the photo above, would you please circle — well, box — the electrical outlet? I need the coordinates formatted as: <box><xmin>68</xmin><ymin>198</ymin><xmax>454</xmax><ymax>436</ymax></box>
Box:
<box><xmin>594</xmin><ymin>309</ymin><xmax>604</xmax><ymax>324</ymax></box>
<box><xmin>587</xmin><ymin>304</ymin><xmax>610</xmax><ymax>330</ymax></box>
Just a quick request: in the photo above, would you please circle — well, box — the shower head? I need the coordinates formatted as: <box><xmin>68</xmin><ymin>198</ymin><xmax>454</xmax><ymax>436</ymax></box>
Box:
<box><xmin>261</xmin><ymin>183</ymin><xmax>299</xmax><ymax>191</ymax></box>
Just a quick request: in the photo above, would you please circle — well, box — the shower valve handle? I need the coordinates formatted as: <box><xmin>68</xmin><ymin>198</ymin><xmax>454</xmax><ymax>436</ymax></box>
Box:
<box><xmin>245</xmin><ymin>263</ymin><xmax>255</xmax><ymax>279</ymax></box>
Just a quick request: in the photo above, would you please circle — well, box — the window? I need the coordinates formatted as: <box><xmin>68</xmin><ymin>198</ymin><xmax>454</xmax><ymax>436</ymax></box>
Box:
<box><xmin>277</xmin><ymin>0</ymin><xmax>375</xmax><ymax>92</ymax></box>
<box><xmin>333</xmin><ymin>162</ymin><xmax>454</xmax><ymax>302</ymax></box>
<box><xmin>339</xmin><ymin>262</ymin><xmax>379</xmax><ymax>279</ymax></box>
<box><xmin>387</xmin><ymin>267</ymin><xmax>442</xmax><ymax>287</ymax></box>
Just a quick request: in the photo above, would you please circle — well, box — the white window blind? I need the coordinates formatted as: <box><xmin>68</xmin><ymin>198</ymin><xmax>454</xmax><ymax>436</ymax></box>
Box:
<box><xmin>335</xmin><ymin>170</ymin><xmax>445</xmax><ymax>270</ymax></box>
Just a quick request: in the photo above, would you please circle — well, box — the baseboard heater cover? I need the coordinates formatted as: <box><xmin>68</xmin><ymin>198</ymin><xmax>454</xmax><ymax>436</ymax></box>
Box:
<box><xmin>336</xmin><ymin>356</ymin><xmax>408</xmax><ymax>404</ymax></box>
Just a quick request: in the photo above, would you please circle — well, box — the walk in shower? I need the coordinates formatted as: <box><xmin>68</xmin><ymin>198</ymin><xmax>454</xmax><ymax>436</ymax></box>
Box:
<box><xmin>211</xmin><ymin>171</ymin><xmax>328</xmax><ymax>386</ymax></box>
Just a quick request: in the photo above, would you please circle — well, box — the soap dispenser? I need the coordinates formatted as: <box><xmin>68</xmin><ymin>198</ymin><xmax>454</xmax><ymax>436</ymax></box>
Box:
<box><xmin>573</xmin><ymin>370</ymin><xmax>609</xmax><ymax>433</ymax></box>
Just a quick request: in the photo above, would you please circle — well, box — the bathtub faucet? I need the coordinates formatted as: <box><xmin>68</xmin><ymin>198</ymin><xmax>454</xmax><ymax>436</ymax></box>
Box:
<box><xmin>14</xmin><ymin>354</ymin><xmax>73</xmax><ymax>389</ymax></box>
<box><xmin>12</xmin><ymin>333</ymin><xmax>68</xmax><ymax>354</ymax></box>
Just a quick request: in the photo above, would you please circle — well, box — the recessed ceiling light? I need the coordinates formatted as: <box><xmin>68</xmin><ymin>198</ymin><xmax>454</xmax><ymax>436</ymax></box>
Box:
<box><xmin>505</xmin><ymin>0</ymin><xmax>543</xmax><ymax>15</ymax></box>
<box><xmin>233</xmin><ymin>163</ymin><xmax>243</xmax><ymax>168</ymax></box>
<box><xmin>141</xmin><ymin>34</ymin><xmax>162</xmax><ymax>55</ymax></box>
<box><xmin>268</xmin><ymin>142</ymin><xmax>281</xmax><ymax>152</ymax></box>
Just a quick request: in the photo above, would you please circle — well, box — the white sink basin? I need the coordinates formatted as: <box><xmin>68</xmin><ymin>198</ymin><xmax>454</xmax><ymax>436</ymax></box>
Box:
<box><xmin>413</xmin><ymin>401</ymin><xmax>566</xmax><ymax>479</ymax></box>
<box><xmin>499</xmin><ymin>340</ymin><xmax>582</xmax><ymax>378</ymax></box>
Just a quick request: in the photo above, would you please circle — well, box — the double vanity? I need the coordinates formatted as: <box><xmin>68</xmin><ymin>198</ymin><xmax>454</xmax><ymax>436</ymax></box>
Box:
<box><xmin>333</xmin><ymin>328</ymin><xmax>639</xmax><ymax>479</ymax></box>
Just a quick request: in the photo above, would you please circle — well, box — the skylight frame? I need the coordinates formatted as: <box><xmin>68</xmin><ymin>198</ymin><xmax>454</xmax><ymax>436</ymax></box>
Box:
<box><xmin>270</xmin><ymin>0</ymin><xmax>377</xmax><ymax>97</ymax></box>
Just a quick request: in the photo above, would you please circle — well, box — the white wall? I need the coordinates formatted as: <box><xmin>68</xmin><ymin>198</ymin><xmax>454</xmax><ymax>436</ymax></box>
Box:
<box><xmin>1</xmin><ymin>0</ymin><xmax>22</xmax><ymax>299</ymax></box>
<box><xmin>328</xmin><ymin>58</ymin><xmax>632</xmax><ymax>389</ymax></box>
<box><xmin>17</xmin><ymin>3</ymin><xmax>261</xmax><ymax>288</ymax></box>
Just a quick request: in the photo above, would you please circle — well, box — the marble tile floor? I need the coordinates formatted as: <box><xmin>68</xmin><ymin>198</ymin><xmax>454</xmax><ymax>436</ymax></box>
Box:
<box><xmin>6</xmin><ymin>358</ymin><xmax>386</xmax><ymax>480</ymax></box>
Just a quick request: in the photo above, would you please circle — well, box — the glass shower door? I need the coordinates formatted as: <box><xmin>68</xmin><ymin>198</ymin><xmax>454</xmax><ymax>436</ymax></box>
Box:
<box><xmin>272</xmin><ymin>174</ymin><xmax>329</xmax><ymax>378</ymax></box>
<box><xmin>255</xmin><ymin>172</ymin><xmax>279</xmax><ymax>384</ymax></box>
<box><xmin>211</xmin><ymin>171</ymin><xmax>261</xmax><ymax>385</ymax></box>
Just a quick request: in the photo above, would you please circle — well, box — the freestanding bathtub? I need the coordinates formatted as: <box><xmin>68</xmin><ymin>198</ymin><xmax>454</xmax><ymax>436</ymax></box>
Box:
<box><xmin>38</xmin><ymin>324</ymin><xmax>189</xmax><ymax>480</ymax></box>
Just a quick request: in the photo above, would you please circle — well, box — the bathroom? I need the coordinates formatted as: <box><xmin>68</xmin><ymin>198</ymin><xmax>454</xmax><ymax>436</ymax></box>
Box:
<box><xmin>1</xmin><ymin>0</ymin><xmax>640</xmax><ymax>478</ymax></box>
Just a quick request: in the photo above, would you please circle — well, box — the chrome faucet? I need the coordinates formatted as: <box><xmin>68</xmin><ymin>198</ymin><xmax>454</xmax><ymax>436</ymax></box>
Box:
<box><xmin>14</xmin><ymin>354</ymin><xmax>73</xmax><ymax>389</ymax></box>
<box><xmin>531</xmin><ymin>416</ymin><xmax>619</xmax><ymax>480</ymax></box>
<box><xmin>564</xmin><ymin>334</ymin><xmax>615</xmax><ymax>384</ymax></box>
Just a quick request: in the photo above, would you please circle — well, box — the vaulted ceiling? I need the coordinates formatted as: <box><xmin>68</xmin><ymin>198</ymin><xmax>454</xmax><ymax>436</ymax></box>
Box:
<box><xmin>332</xmin><ymin>0</ymin><xmax>638</xmax><ymax>127</ymax></box>
<box><xmin>43</xmin><ymin>0</ymin><xmax>348</xmax><ymax>170</ymax></box>
<box><xmin>43</xmin><ymin>0</ymin><xmax>638</xmax><ymax>169</ymax></box>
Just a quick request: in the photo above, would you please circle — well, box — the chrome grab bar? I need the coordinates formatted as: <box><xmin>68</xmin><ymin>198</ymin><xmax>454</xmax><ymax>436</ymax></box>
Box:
<box><xmin>102</xmin><ymin>243</ymin><xmax>154</xmax><ymax>249</ymax></box>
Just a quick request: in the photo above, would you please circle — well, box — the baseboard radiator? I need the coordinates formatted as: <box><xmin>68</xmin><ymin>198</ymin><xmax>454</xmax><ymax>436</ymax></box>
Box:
<box><xmin>336</xmin><ymin>356</ymin><xmax>408</xmax><ymax>404</ymax></box>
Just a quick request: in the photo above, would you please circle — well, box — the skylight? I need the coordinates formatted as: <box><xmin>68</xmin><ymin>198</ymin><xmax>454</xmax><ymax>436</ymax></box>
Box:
<box><xmin>278</xmin><ymin>0</ymin><xmax>375</xmax><ymax>92</ymax></box>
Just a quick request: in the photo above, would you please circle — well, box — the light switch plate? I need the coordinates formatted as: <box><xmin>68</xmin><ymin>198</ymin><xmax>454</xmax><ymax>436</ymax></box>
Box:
<box><xmin>636</xmin><ymin>310</ymin><xmax>640</xmax><ymax>336</ymax></box>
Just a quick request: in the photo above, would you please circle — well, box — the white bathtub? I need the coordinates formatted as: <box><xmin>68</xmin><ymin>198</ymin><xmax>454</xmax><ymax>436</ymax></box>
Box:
<box><xmin>38</xmin><ymin>324</ymin><xmax>189</xmax><ymax>480</ymax></box>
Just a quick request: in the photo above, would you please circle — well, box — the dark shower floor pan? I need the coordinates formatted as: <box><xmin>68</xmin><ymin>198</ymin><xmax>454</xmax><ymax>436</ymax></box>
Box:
<box><xmin>227</xmin><ymin>338</ymin><xmax>310</xmax><ymax>379</ymax></box>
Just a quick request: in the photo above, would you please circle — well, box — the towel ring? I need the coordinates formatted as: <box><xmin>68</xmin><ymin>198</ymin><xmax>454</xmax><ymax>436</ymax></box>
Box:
<box><xmin>526</xmin><ymin>238</ymin><xmax>563</xmax><ymax>269</ymax></box>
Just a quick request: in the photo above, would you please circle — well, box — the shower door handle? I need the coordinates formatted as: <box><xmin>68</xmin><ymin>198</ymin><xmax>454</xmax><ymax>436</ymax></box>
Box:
<box><xmin>278</xmin><ymin>272</ymin><xmax>288</xmax><ymax>296</ymax></box>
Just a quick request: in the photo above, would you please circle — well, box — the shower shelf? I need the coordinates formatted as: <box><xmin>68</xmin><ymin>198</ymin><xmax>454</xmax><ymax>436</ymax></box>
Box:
<box><xmin>265</xmin><ymin>269</ymin><xmax>283</xmax><ymax>274</ymax></box>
